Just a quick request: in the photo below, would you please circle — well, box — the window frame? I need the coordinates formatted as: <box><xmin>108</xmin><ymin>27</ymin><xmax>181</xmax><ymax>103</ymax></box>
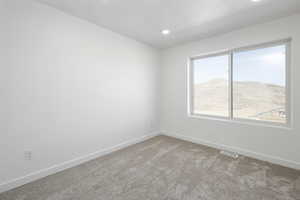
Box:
<box><xmin>187</xmin><ymin>38</ymin><xmax>292</xmax><ymax>128</ymax></box>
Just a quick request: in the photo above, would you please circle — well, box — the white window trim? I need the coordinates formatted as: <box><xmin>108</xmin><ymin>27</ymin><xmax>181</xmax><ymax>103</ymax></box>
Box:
<box><xmin>187</xmin><ymin>38</ymin><xmax>292</xmax><ymax>129</ymax></box>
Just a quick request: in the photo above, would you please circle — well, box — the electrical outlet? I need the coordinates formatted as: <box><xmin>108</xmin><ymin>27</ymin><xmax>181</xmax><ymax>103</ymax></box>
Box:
<box><xmin>24</xmin><ymin>151</ymin><xmax>32</xmax><ymax>160</ymax></box>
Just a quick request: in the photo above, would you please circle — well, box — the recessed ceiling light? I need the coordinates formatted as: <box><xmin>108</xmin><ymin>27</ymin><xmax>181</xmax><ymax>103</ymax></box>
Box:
<box><xmin>251</xmin><ymin>0</ymin><xmax>261</xmax><ymax>2</ymax></box>
<box><xmin>161</xmin><ymin>29</ymin><xmax>170</xmax><ymax>35</ymax></box>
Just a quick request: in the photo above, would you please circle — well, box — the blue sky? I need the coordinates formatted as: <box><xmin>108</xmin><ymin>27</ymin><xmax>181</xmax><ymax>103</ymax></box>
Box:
<box><xmin>193</xmin><ymin>45</ymin><xmax>286</xmax><ymax>86</ymax></box>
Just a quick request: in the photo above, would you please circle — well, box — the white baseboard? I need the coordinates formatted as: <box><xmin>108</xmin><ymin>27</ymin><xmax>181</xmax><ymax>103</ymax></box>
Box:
<box><xmin>162</xmin><ymin>131</ymin><xmax>300</xmax><ymax>170</ymax></box>
<box><xmin>0</xmin><ymin>132</ymin><xmax>160</xmax><ymax>194</ymax></box>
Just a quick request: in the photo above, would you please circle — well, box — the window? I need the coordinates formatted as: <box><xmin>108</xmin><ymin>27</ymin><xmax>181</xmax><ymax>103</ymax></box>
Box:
<box><xmin>188</xmin><ymin>39</ymin><xmax>290</xmax><ymax>126</ymax></box>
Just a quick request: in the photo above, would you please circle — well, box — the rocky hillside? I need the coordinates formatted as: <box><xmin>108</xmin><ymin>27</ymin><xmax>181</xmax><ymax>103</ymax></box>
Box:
<box><xmin>193</xmin><ymin>79</ymin><xmax>285</xmax><ymax>123</ymax></box>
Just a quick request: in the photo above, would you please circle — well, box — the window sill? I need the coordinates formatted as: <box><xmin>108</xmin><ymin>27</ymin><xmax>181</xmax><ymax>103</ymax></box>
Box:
<box><xmin>188</xmin><ymin>113</ymin><xmax>292</xmax><ymax>130</ymax></box>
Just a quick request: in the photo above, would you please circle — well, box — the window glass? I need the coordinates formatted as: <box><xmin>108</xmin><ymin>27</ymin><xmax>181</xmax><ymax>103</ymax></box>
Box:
<box><xmin>233</xmin><ymin>45</ymin><xmax>286</xmax><ymax>123</ymax></box>
<box><xmin>192</xmin><ymin>55</ymin><xmax>229</xmax><ymax>117</ymax></box>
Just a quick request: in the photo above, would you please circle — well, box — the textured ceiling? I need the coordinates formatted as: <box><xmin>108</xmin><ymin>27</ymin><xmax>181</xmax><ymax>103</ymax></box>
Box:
<box><xmin>37</xmin><ymin>0</ymin><xmax>300</xmax><ymax>49</ymax></box>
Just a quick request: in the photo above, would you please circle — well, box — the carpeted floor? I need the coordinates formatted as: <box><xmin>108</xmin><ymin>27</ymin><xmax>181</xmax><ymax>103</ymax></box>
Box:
<box><xmin>1</xmin><ymin>135</ymin><xmax>300</xmax><ymax>200</ymax></box>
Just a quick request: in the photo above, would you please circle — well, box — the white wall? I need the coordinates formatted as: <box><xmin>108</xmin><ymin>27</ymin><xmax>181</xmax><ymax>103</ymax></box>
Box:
<box><xmin>161</xmin><ymin>14</ymin><xmax>300</xmax><ymax>169</ymax></box>
<box><xmin>0</xmin><ymin>0</ymin><xmax>160</xmax><ymax>190</ymax></box>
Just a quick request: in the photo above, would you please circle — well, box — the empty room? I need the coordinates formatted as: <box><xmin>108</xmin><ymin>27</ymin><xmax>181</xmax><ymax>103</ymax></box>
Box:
<box><xmin>1</xmin><ymin>0</ymin><xmax>300</xmax><ymax>199</ymax></box>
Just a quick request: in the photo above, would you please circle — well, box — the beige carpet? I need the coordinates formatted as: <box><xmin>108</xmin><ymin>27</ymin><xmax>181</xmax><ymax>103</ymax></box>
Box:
<box><xmin>1</xmin><ymin>135</ymin><xmax>299</xmax><ymax>200</ymax></box>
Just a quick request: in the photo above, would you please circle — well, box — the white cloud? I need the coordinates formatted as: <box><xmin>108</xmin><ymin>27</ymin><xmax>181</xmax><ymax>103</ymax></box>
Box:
<box><xmin>261</xmin><ymin>53</ymin><xmax>285</xmax><ymax>65</ymax></box>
